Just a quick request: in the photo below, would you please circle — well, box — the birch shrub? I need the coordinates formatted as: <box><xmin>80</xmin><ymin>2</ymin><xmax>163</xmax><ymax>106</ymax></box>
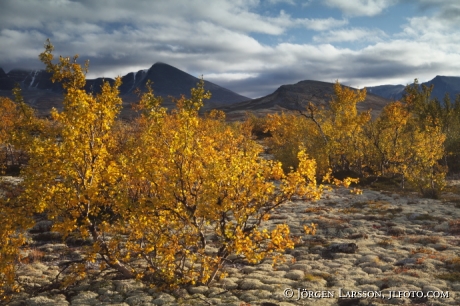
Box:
<box><xmin>11</xmin><ymin>40</ymin><xmax>321</xmax><ymax>293</ymax></box>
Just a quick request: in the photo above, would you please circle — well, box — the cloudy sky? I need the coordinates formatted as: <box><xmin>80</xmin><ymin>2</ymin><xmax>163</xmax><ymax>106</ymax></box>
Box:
<box><xmin>1</xmin><ymin>0</ymin><xmax>460</xmax><ymax>98</ymax></box>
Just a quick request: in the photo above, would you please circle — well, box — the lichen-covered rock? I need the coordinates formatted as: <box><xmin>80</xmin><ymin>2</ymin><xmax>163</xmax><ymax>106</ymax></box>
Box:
<box><xmin>24</xmin><ymin>295</ymin><xmax>69</xmax><ymax>306</ymax></box>
<box><xmin>218</xmin><ymin>277</ymin><xmax>239</xmax><ymax>289</ymax></box>
<box><xmin>113</xmin><ymin>279</ymin><xmax>145</xmax><ymax>294</ymax></box>
<box><xmin>152</xmin><ymin>293</ymin><xmax>176</xmax><ymax>305</ymax></box>
<box><xmin>125</xmin><ymin>293</ymin><xmax>153</xmax><ymax>305</ymax></box>
<box><xmin>187</xmin><ymin>285</ymin><xmax>209</xmax><ymax>295</ymax></box>
<box><xmin>239</xmin><ymin>278</ymin><xmax>265</xmax><ymax>290</ymax></box>
<box><xmin>285</xmin><ymin>269</ymin><xmax>304</xmax><ymax>280</ymax></box>
<box><xmin>71</xmin><ymin>291</ymin><xmax>99</xmax><ymax>305</ymax></box>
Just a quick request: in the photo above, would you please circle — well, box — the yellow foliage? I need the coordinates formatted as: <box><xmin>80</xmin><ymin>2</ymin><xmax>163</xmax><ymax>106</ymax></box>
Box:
<box><xmin>366</xmin><ymin>99</ymin><xmax>446</xmax><ymax>196</ymax></box>
<box><xmin>0</xmin><ymin>88</ymin><xmax>45</xmax><ymax>301</ymax></box>
<box><xmin>120</xmin><ymin>84</ymin><xmax>321</xmax><ymax>285</ymax></box>
<box><xmin>0</xmin><ymin>97</ymin><xmax>17</xmax><ymax>174</ymax></box>
<box><xmin>319</xmin><ymin>82</ymin><xmax>370</xmax><ymax>172</ymax></box>
<box><xmin>265</xmin><ymin>81</ymin><xmax>371</xmax><ymax>177</ymax></box>
<box><xmin>0</xmin><ymin>89</ymin><xmax>45</xmax><ymax>174</ymax></box>
<box><xmin>303</xmin><ymin>223</ymin><xmax>317</xmax><ymax>235</ymax></box>
<box><xmin>263</xmin><ymin>112</ymin><xmax>329</xmax><ymax>174</ymax></box>
<box><xmin>0</xmin><ymin>180</ymin><xmax>32</xmax><ymax>302</ymax></box>
<box><xmin>2</xmin><ymin>40</ymin><xmax>322</xmax><ymax>293</ymax></box>
<box><xmin>264</xmin><ymin>80</ymin><xmax>447</xmax><ymax>197</ymax></box>
<box><xmin>21</xmin><ymin>40</ymin><xmax>133</xmax><ymax>284</ymax></box>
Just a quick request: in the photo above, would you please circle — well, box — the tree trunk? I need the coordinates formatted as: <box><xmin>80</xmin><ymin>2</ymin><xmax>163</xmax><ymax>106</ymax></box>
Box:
<box><xmin>89</xmin><ymin>223</ymin><xmax>135</xmax><ymax>279</ymax></box>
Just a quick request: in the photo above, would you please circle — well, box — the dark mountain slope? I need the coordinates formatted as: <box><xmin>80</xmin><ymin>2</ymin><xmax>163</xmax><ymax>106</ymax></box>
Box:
<box><xmin>220</xmin><ymin>80</ymin><xmax>391</xmax><ymax>120</ymax></box>
<box><xmin>0</xmin><ymin>67</ymin><xmax>15</xmax><ymax>90</ymax></box>
<box><xmin>133</xmin><ymin>62</ymin><xmax>250</xmax><ymax>104</ymax></box>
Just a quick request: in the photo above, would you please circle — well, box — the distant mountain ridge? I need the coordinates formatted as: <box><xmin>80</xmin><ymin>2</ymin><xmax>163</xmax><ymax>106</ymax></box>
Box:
<box><xmin>366</xmin><ymin>76</ymin><xmax>460</xmax><ymax>102</ymax></box>
<box><xmin>0</xmin><ymin>62</ymin><xmax>250</xmax><ymax>117</ymax></box>
<box><xmin>3</xmin><ymin>63</ymin><xmax>460</xmax><ymax>121</ymax></box>
<box><xmin>218</xmin><ymin>80</ymin><xmax>391</xmax><ymax>120</ymax></box>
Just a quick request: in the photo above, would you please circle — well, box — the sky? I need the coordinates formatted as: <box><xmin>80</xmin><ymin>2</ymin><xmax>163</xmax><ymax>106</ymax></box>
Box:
<box><xmin>1</xmin><ymin>0</ymin><xmax>460</xmax><ymax>98</ymax></box>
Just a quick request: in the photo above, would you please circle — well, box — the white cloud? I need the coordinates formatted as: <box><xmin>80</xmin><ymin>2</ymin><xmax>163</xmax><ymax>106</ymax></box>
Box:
<box><xmin>301</xmin><ymin>0</ymin><xmax>314</xmax><ymax>7</ymax></box>
<box><xmin>398</xmin><ymin>13</ymin><xmax>460</xmax><ymax>54</ymax></box>
<box><xmin>0</xmin><ymin>29</ymin><xmax>47</xmax><ymax>63</ymax></box>
<box><xmin>296</xmin><ymin>17</ymin><xmax>348</xmax><ymax>31</ymax></box>
<box><xmin>205</xmin><ymin>72</ymin><xmax>259</xmax><ymax>81</ymax></box>
<box><xmin>0</xmin><ymin>0</ymin><xmax>294</xmax><ymax>36</ymax></box>
<box><xmin>324</xmin><ymin>0</ymin><xmax>397</xmax><ymax>16</ymax></box>
<box><xmin>313</xmin><ymin>28</ymin><xmax>387</xmax><ymax>43</ymax></box>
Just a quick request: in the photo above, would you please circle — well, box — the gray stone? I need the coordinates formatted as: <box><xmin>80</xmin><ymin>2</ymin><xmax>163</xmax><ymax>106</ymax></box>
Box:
<box><xmin>113</xmin><ymin>279</ymin><xmax>145</xmax><ymax>294</ymax></box>
<box><xmin>152</xmin><ymin>293</ymin><xmax>176</xmax><ymax>305</ymax></box>
<box><xmin>30</xmin><ymin>220</ymin><xmax>53</xmax><ymax>233</ymax></box>
<box><xmin>362</xmin><ymin>267</ymin><xmax>382</xmax><ymax>274</ymax></box>
<box><xmin>219</xmin><ymin>278</ymin><xmax>239</xmax><ymax>289</ymax></box>
<box><xmin>125</xmin><ymin>294</ymin><xmax>153</xmax><ymax>305</ymax></box>
<box><xmin>25</xmin><ymin>296</ymin><xmax>69</xmax><ymax>306</ymax></box>
<box><xmin>71</xmin><ymin>291</ymin><xmax>99</xmax><ymax>304</ymax></box>
<box><xmin>290</xmin><ymin>263</ymin><xmax>311</xmax><ymax>271</ymax></box>
<box><xmin>394</xmin><ymin>258</ymin><xmax>417</xmax><ymax>266</ymax></box>
<box><xmin>238</xmin><ymin>291</ymin><xmax>259</xmax><ymax>302</ymax></box>
<box><xmin>187</xmin><ymin>285</ymin><xmax>209</xmax><ymax>294</ymax></box>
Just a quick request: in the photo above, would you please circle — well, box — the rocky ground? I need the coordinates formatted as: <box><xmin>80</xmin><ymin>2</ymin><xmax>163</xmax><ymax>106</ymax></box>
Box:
<box><xmin>4</xmin><ymin>178</ymin><xmax>460</xmax><ymax>306</ymax></box>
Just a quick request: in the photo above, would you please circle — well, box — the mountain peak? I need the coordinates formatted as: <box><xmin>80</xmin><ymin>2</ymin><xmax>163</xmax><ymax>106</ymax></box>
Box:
<box><xmin>152</xmin><ymin>61</ymin><xmax>172</xmax><ymax>66</ymax></box>
<box><xmin>149</xmin><ymin>62</ymin><xmax>183</xmax><ymax>71</ymax></box>
<box><xmin>139</xmin><ymin>62</ymin><xmax>249</xmax><ymax>104</ymax></box>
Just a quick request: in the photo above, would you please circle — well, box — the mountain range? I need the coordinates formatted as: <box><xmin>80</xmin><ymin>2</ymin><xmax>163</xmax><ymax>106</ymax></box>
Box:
<box><xmin>366</xmin><ymin>76</ymin><xmax>460</xmax><ymax>102</ymax></box>
<box><xmin>2</xmin><ymin>62</ymin><xmax>460</xmax><ymax>120</ymax></box>
<box><xmin>219</xmin><ymin>80</ymin><xmax>390</xmax><ymax>120</ymax></box>
<box><xmin>0</xmin><ymin>63</ymin><xmax>250</xmax><ymax>118</ymax></box>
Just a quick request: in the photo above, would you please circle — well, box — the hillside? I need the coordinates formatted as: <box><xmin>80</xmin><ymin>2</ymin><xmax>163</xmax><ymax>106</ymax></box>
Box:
<box><xmin>219</xmin><ymin>80</ymin><xmax>391</xmax><ymax>120</ymax></box>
